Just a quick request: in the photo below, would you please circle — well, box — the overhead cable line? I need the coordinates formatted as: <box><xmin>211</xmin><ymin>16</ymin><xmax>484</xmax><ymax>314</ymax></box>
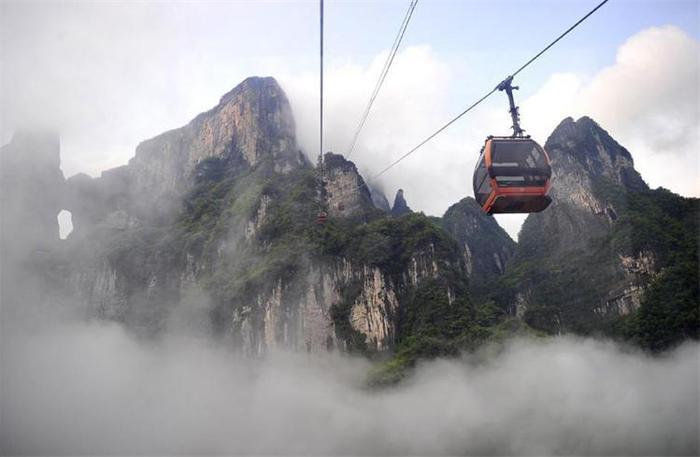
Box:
<box><xmin>319</xmin><ymin>0</ymin><xmax>325</xmax><ymax>161</ymax></box>
<box><xmin>371</xmin><ymin>0</ymin><xmax>610</xmax><ymax>180</ymax></box>
<box><xmin>346</xmin><ymin>0</ymin><xmax>419</xmax><ymax>159</ymax></box>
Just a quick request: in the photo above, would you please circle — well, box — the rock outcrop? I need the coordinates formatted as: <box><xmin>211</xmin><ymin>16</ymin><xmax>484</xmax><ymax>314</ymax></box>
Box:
<box><xmin>391</xmin><ymin>189</ymin><xmax>412</xmax><ymax>217</ymax></box>
<box><xmin>320</xmin><ymin>152</ymin><xmax>375</xmax><ymax>218</ymax></box>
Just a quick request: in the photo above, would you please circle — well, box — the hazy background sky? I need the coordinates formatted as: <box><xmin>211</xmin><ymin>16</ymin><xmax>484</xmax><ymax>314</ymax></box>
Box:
<box><xmin>2</xmin><ymin>0</ymin><xmax>698</xmax><ymax>238</ymax></box>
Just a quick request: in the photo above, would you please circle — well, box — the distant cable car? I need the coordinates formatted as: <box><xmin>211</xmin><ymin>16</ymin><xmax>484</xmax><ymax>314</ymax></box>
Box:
<box><xmin>473</xmin><ymin>76</ymin><xmax>552</xmax><ymax>215</ymax></box>
<box><xmin>316</xmin><ymin>210</ymin><xmax>328</xmax><ymax>224</ymax></box>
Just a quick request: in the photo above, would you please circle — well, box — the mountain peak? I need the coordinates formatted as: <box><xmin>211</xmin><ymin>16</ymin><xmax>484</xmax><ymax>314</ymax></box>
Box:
<box><xmin>554</xmin><ymin>115</ymin><xmax>576</xmax><ymax>128</ymax></box>
<box><xmin>516</xmin><ymin>116</ymin><xmax>650</xmax><ymax>264</ymax></box>
<box><xmin>125</xmin><ymin>76</ymin><xmax>303</xmax><ymax>213</ymax></box>
<box><xmin>218</xmin><ymin>76</ymin><xmax>283</xmax><ymax>106</ymax></box>
<box><xmin>545</xmin><ymin>116</ymin><xmax>646</xmax><ymax>192</ymax></box>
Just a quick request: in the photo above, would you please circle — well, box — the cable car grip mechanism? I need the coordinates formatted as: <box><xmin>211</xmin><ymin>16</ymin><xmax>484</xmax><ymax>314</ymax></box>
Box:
<box><xmin>496</xmin><ymin>76</ymin><xmax>525</xmax><ymax>138</ymax></box>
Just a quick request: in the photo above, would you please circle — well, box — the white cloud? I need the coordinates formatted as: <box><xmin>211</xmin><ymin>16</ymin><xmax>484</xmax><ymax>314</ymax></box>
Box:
<box><xmin>581</xmin><ymin>25</ymin><xmax>700</xmax><ymax>197</ymax></box>
<box><xmin>520</xmin><ymin>26</ymin><xmax>700</xmax><ymax>198</ymax></box>
<box><xmin>3</xmin><ymin>317</ymin><xmax>698</xmax><ymax>455</ymax></box>
<box><xmin>280</xmin><ymin>45</ymin><xmax>453</xmax><ymax>177</ymax></box>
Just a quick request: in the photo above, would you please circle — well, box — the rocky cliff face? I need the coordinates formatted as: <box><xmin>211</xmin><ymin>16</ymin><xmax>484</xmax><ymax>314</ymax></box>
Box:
<box><xmin>129</xmin><ymin>77</ymin><xmax>304</xmax><ymax>202</ymax></box>
<box><xmin>521</xmin><ymin>116</ymin><xmax>647</xmax><ymax>256</ymax></box>
<box><xmin>68</xmin><ymin>77</ymin><xmax>307</xmax><ymax>229</ymax></box>
<box><xmin>40</xmin><ymin>78</ymin><xmax>304</xmax><ymax>334</ymax></box>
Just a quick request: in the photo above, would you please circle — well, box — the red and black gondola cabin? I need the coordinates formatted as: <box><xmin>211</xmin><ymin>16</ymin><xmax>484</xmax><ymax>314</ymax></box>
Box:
<box><xmin>473</xmin><ymin>136</ymin><xmax>552</xmax><ymax>215</ymax></box>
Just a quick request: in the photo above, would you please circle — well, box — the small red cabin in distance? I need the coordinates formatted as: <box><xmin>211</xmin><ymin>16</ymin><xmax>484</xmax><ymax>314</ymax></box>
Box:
<box><xmin>473</xmin><ymin>136</ymin><xmax>552</xmax><ymax>215</ymax></box>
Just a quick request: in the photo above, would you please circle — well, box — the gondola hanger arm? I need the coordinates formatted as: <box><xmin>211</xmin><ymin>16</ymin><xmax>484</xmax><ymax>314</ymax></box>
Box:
<box><xmin>496</xmin><ymin>76</ymin><xmax>525</xmax><ymax>138</ymax></box>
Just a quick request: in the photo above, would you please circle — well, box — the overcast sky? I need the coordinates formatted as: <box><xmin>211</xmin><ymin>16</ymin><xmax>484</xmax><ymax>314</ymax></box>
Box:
<box><xmin>2</xmin><ymin>0</ymin><xmax>698</xmax><ymax>239</ymax></box>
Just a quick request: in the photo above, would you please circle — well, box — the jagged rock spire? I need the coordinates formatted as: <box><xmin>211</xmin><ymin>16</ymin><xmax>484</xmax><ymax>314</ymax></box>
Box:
<box><xmin>391</xmin><ymin>189</ymin><xmax>412</xmax><ymax>217</ymax></box>
<box><xmin>546</xmin><ymin>116</ymin><xmax>647</xmax><ymax>193</ymax></box>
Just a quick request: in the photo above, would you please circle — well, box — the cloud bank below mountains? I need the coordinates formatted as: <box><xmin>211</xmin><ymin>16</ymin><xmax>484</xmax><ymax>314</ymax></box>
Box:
<box><xmin>2</xmin><ymin>315</ymin><xmax>698</xmax><ymax>455</ymax></box>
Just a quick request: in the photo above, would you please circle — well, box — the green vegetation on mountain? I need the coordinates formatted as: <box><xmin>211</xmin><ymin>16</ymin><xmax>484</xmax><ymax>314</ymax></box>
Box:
<box><xmin>619</xmin><ymin>259</ymin><xmax>699</xmax><ymax>351</ymax></box>
<box><xmin>498</xmin><ymin>176</ymin><xmax>699</xmax><ymax>350</ymax></box>
<box><xmin>321</xmin><ymin>212</ymin><xmax>502</xmax><ymax>366</ymax></box>
<box><xmin>602</xmin><ymin>185</ymin><xmax>699</xmax><ymax>351</ymax></box>
<box><xmin>174</xmin><ymin>157</ymin><xmax>505</xmax><ymax>363</ymax></box>
<box><xmin>178</xmin><ymin>158</ymin><xmax>321</xmax><ymax>329</ymax></box>
<box><xmin>440</xmin><ymin>197</ymin><xmax>515</xmax><ymax>298</ymax></box>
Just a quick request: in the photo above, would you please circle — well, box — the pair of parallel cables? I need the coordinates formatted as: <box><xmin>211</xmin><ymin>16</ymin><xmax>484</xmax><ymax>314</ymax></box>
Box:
<box><xmin>319</xmin><ymin>0</ymin><xmax>419</xmax><ymax>162</ymax></box>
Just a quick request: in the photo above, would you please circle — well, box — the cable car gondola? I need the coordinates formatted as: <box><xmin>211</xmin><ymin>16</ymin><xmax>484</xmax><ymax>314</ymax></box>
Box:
<box><xmin>473</xmin><ymin>76</ymin><xmax>552</xmax><ymax>215</ymax></box>
<box><xmin>473</xmin><ymin>136</ymin><xmax>551</xmax><ymax>214</ymax></box>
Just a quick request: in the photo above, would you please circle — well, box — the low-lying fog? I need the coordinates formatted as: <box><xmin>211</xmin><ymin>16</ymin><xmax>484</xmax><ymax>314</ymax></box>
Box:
<box><xmin>2</xmin><ymin>303</ymin><xmax>698</xmax><ymax>456</ymax></box>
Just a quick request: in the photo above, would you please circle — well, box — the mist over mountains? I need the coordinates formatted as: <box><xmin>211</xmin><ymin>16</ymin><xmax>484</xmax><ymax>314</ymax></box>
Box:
<box><xmin>1</xmin><ymin>76</ymin><xmax>698</xmax><ymax>455</ymax></box>
<box><xmin>3</xmin><ymin>324</ymin><xmax>697</xmax><ymax>455</ymax></box>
